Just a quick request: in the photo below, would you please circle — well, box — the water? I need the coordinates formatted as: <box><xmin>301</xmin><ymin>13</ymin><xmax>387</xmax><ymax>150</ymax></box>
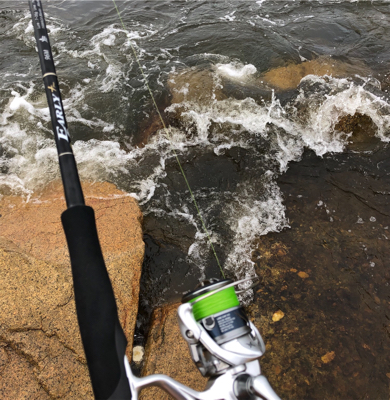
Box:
<box><xmin>1</xmin><ymin>1</ymin><xmax>390</xmax><ymax>396</ymax></box>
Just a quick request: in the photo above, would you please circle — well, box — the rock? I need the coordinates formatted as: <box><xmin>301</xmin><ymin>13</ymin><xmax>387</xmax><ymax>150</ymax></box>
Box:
<box><xmin>0</xmin><ymin>345</ymin><xmax>49</xmax><ymax>399</ymax></box>
<box><xmin>167</xmin><ymin>65</ymin><xmax>272</xmax><ymax>111</ymax></box>
<box><xmin>249</xmin><ymin>148</ymin><xmax>390</xmax><ymax>399</ymax></box>
<box><xmin>140</xmin><ymin>303</ymin><xmax>207</xmax><ymax>400</ymax></box>
<box><xmin>260</xmin><ymin>56</ymin><xmax>370</xmax><ymax>91</ymax></box>
<box><xmin>321</xmin><ymin>351</ymin><xmax>335</xmax><ymax>364</ymax></box>
<box><xmin>334</xmin><ymin>112</ymin><xmax>380</xmax><ymax>151</ymax></box>
<box><xmin>272</xmin><ymin>310</ymin><xmax>285</xmax><ymax>322</ymax></box>
<box><xmin>138</xmin><ymin>67</ymin><xmax>226</xmax><ymax>145</ymax></box>
<box><xmin>0</xmin><ymin>181</ymin><xmax>144</xmax><ymax>399</ymax></box>
<box><xmin>335</xmin><ymin>113</ymin><xmax>376</xmax><ymax>138</ymax></box>
<box><xmin>297</xmin><ymin>271</ymin><xmax>309</xmax><ymax>279</ymax></box>
<box><xmin>132</xmin><ymin>346</ymin><xmax>144</xmax><ymax>363</ymax></box>
<box><xmin>0</xmin><ymin>243</ymin><xmax>90</xmax><ymax>400</ymax></box>
<box><xmin>274</xmin><ymin>365</ymin><xmax>282</xmax><ymax>375</ymax></box>
<box><xmin>167</xmin><ymin>67</ymin><xmax>226</xmax><ymax>105</ymax></box>
<box><xmin>167</xmin><ymin>57</ymin><xmax>370</xmax><ymax>108</ymax></box>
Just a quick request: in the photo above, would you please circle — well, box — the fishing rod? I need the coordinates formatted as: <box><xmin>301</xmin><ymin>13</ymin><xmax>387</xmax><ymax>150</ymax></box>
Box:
<box><xmin>29</xmin><ymin>1</ymin><xmax>131</xmax><ymax>398</ymax></box>
<box><xmin>29</xmin><ymin>1</ymin><xmax>281</xmax><ymax>399</ymax></box>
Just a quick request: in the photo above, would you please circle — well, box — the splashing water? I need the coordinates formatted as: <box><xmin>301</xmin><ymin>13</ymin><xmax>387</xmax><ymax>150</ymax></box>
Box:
<box><xmin>0</xmin><ymin>2</ymin><xmax>390</xmax><ymax>304</ymax></box>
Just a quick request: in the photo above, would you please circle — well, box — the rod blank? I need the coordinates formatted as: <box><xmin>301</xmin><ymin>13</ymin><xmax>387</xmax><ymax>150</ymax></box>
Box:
<box><xmin>29</xmin><ymin>0</ymin><xmax>84</xmax><ymax>208</ymax></box>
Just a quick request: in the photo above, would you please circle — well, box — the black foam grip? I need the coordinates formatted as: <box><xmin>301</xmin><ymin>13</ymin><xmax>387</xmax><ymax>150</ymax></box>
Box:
<box><xmin>61</xmin><ymin>205</ymin><xmax>132</xmax><ymax>399</ymax></box>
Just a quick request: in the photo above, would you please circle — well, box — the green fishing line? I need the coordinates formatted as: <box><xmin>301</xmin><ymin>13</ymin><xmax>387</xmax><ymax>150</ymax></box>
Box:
<box><xmin>190</xmin><ymin>287</ymin><xmax>239</xmax><ymax>321</ymax></box>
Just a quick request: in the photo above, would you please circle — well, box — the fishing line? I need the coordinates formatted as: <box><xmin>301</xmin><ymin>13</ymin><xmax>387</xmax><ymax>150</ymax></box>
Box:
<box><xmin>190</xmin><ymin>286</ymin><xmax>239</xmax><ymax>321</ymax></box>
<box><xmin>112</xmin><ymin>0</ymin><xmax>224</xmax><ymax>278</ymax></box>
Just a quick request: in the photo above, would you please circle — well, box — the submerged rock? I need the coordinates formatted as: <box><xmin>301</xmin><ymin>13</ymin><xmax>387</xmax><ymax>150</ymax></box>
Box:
<box><xmin>137</xmin><ymin>57</ymin><xmax>388</xmax><ymax>397</ymax></box>
<box><xmin>260</xmin><ymin>56</ymin><xmax>370</xmax><ymax>91</ymax></box>
<box><xmin>140</xmin><ymin>56</ymin><xmax>382</xmax><ymax>153</ymax></box>
<box><xmin>335</xmin><ymin>112</ymin><xmax>376</xmax><ymax>138</ymax></box>
<box><xmin>166</xmin><ymin>56</ymin><xmax>371</xmax><ymax>109</ymax></box>
<box><xmin>0</xmin><ymin>182</ymin><xmax>144</xmax><ymax>399</ymax></box>
<box><xmin>167</xmin><ymin>67</ymin><xmax>226</xmax><ymax>105</ymax></box>
<box><xmin>335</xmin><ymin>112</ymin><xmax>381</xmax><ymax>151</ymax></box>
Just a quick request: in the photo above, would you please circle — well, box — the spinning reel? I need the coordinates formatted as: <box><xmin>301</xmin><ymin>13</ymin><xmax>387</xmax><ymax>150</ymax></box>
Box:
<box><xmin>125</xmin><ymin>278</ymin><xmax>281</xmax><ymax>400</ymax></box>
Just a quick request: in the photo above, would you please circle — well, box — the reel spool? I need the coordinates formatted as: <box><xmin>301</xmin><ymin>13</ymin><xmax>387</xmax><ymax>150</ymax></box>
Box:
<box><xmin>180</xmin><ymin>278</ymin><xmax>265</xmax><ymax>378</ymax></box>
<box><xmin>182</xmin><ymin>279</ymin><xmax>251</xmax><ymax>345</ymax></box>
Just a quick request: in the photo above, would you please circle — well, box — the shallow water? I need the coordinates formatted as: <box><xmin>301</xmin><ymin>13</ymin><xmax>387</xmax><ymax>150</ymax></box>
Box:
<box><xmin>1</xmin><ymin>1</ymin><xmax>390</xmax><ymax>396</ymax></box>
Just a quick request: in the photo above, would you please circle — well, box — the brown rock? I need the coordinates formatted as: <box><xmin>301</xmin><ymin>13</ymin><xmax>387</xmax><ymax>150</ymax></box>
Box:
<box><xmin>168</xmin><ymin>67</ymin><xmax>226</xmax><ymax>105</ymax></box>
<box><xmin>140</xmin><ymin>303</ymin><xmax>207</xmax><ymax>400</ymax></box>
<box><xmin>298</xmin><ymin>271</ymin><xmax>309</xmax><ymax>279</ymax></box>
<box><xmin>321</xmin><ymin>351</ymin><xmax>335</xmax><ymax>364</ymax></box>
<box><xmin>261</xmin><ymin>56</ymin><xmax>370</xmax><ymax>90</ymax></box>
<box><xmin>335</xmin><ymin>113</ymin><xmax>376</xmax><ymax>138</ymax></box>
<box><xmin>0</xmin><ymin>181</ymin><xmax>142</xmax><ymax>265</ymax></box>
<box><xmin>167</xmin><ymin>57</ymin><xmax>370</xmax><ymax>111</ymax></box>
<box><xmin>0</xmin><ymin>346</ymin><xmax>49</xmax><ymax>400</ymax></box>
<box><xmin>0</xmin><ymin>181</ymin><xmax>144</xmax><ymax>399</ymax></box>
<box><xmin>334</xmin><ymin>112</ymin><xmax>380</xmax><ymax>151</ymax></box>
<box><xmin>272</xmin><ymin>310</ymin><xmax>285</xmax><ymax>322</ymax></box>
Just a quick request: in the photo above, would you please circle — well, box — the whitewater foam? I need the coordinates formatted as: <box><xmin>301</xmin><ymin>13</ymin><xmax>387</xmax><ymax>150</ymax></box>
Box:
<box><xmin>159</xmin><ymin>69</ymin><xmax>390</xmax><ymax>290</ymax></box>
<box><xmin>216</xmin><ymin>62</ymin><xmax>257</xmax><ymax>81</ymax></box>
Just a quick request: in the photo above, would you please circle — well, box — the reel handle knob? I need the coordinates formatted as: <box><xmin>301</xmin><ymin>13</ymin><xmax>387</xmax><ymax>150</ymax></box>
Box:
<box><xmin>234</xmin><ymin>373</ymin><xmax>282</xmax><ymax>400</ymax></box>
<box><xmin>251</xmin><ymin>375</ymin><xmax>282</xmax><ymax>400</ymax></box>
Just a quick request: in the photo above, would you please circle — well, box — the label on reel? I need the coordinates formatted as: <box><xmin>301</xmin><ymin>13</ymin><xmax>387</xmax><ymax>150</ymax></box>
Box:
<box><xmin>201</xmin><ymin>306</ymin><xmax>251</xmax><ymax>344</ymax></box>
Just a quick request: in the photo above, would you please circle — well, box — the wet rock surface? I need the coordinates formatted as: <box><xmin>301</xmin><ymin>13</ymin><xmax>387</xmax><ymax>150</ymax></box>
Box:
<box><xmin>133</xmin><ymin>47</ymin><xmax>390</xmax><ymax>398</ymax></box>
<box><xmin>137</xmin><ymin>143</ymin><xmax>390</xmax><ymax>400</ymax></box>
<box><xmin>0</xmin><ymin>182</ymin><xmax>144</xmax><ymax>399</ymax></box>
<box><xmin>249</xmin><ymin>146</ymin><xmax>390</xmax><ymax>399</ymax></box>
<box><xmin>137</xmin><ymin>56</ymin><xmax>386</xmax><ymax>304</ymax></box>
<box><xmin>167</xmin><ymin>68</ymin><xmax>227</xmax><ymax>106</ymax></box>
<box><xmin>335</xmin><ymin>112</ymin><xmax>382</xmax><ymax>152</ymax></box>
<box><xmin>260</xmin><ymin>56</ymin><xmax>370</xmax><ymax>91</ymax></box>
<box><xmin>137</xmin><ymin>144</ymin><xmax>390</xmax><ymax>400</ymax></box>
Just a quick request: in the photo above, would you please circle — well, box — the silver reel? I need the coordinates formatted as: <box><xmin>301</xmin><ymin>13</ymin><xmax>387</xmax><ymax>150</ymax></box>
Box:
<box><xmin>125</xmin><ymin>278</ymin><xmax>281</xmax><ymax>400</ymax></box>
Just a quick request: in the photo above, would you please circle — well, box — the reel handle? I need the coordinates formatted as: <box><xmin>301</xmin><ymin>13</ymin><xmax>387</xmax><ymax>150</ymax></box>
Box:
<box><xmin>251</xmin><ymin>375</ymin><xmax>282</xmax><ymax>400</ymax></box>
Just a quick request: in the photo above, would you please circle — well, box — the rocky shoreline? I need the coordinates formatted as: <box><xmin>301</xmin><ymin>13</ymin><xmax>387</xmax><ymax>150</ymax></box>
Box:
<box><xmin>0</xmin><ymin>182</ymin><xmax>144</xmax><ymax>399</ymax></box>
<box><xmin>1</xmin><ymin>57</ymin><xmax>390</xmax><ymax>399</ymax></box>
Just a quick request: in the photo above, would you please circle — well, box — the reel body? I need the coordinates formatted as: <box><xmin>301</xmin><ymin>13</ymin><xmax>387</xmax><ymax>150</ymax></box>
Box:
<box><xmin>179</xmin><ymin>279</ymin><xmax>265</xmax><ymax>377</ymax></box>
<box><xmin>126</xmin><ymin>279</ymin><xmax>281</xmax><ymax>400</ymax></box>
